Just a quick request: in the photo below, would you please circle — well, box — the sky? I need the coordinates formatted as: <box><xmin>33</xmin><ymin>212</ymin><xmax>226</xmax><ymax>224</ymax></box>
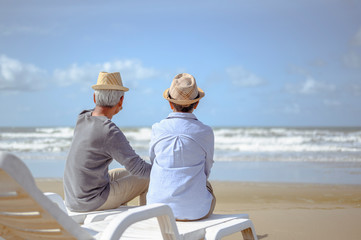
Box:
<box><xmin>0</xmin><ymin>0</ymin><xmax>360</xmax><ymax>127</ymax></box>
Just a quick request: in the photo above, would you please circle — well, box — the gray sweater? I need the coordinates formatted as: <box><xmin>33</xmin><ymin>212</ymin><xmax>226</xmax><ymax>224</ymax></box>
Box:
<box><xmin>64</xmin><ymin>109</ymin><xmax>151</xmax><ymax>211</ymax></box>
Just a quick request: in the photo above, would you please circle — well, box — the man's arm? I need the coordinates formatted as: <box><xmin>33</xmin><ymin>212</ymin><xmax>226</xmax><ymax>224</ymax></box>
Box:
<box><xmin>106</xmin><ymin>126</ymin><xmax>152</xmax><ymax>178</ymax></box>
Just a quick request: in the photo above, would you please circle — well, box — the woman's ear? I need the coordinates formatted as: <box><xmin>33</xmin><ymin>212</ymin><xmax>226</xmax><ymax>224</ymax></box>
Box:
<box><xmin>169</xmin><ymin>101</ymin><xmax>174</xmax><ymax>110</ymax></box>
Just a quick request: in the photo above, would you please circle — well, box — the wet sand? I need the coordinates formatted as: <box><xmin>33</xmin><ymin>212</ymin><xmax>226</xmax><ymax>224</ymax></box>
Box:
<box><xmin>36</xmin><ymin>179</ymin><xmax>361</xmax><ymax>240</ymax></box>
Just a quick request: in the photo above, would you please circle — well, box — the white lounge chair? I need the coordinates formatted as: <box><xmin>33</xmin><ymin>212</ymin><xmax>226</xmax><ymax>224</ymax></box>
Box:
<box><xmin>0</xmin><ymin>152</ymin><xmax>258</xmax><ymax>240</ymax></box>
<box><xmin>47</xmin><ymin>192</ymin><xmax>257</xmax><ymax>240</ymax></box>
<box><xmin>44</xmin><ymin>192</ymin><xmax>137</xmax><ymax>224</ymax></box>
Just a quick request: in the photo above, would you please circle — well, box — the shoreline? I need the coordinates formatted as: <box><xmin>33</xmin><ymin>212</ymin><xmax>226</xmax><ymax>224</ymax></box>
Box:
<box><xmin>28</xmin><ymin>160</ymin><xmax>361</xmax><ymax>185</ymax></box>
<box><xmin>35</xmin><ymin>179</ymin><xmax>361</xmax><ymax>240</ymax></box>
<box><xmin>35</xmin><ymin>178</ymin><xmax>361</xmax><ymax>200</ymax></box>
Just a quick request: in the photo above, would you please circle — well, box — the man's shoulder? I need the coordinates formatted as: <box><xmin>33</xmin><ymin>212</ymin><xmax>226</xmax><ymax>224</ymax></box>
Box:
<box><xmin>77</xmin><ymin>112</ymin><xmax>124</xmax><ymax>139</ymax></box>
<box><xmin>78</xmin><ymin>109</ymin><xmax>93</xmax><ymax>117</ymax></box>
<box><xmin>104</xmin><ymin>121</ymin><xmax>127</xmax><ymax>141</ymax></box>
<box><xmin>103</xmin><ymin>119</ymin><xmax>120</xmax><ymax>132</ymax></box>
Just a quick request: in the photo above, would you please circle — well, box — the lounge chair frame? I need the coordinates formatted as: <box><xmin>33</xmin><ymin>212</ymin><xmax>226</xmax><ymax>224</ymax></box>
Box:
<box><xmin>0</xmin><ymin>152</ymin><xmax>257</xmax><ymax>240</ymax></box>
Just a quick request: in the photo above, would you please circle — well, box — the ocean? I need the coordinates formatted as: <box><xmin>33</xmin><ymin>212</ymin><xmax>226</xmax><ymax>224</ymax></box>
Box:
<box><xmin>1</xmin><ymin>126</ymin><xmax>361</xmax><ymax>185</ymax></box>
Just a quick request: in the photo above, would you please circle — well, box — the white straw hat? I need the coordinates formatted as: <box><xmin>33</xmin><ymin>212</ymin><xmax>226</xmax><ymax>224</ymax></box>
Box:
<box><xmin>163</xmin><ymin>73</ymin><xmax>205</xmax><ymax>105</ymax></box>
<box><xmin>92</xmin><ymin>72</ymin><xmax>129</xmax><ymax>91</ymax></box>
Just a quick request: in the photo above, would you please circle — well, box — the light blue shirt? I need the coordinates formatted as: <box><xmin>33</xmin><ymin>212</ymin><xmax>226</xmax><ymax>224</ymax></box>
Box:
<box><xmin>147</xmin><ymin>112</ymin><xmax>214</xmax><ymax>220</ymax></box>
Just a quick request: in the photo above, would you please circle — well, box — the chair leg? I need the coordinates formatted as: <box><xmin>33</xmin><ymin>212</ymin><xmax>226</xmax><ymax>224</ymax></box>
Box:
<box><xmin>241</xmin><ymin>227</ymin><xmax>257</xmax><ymax>240</ymax></box>
<box><xmin>157</xmin><ymin>215</ymin><xmax>180</xmax><ymax>240</ymax></box>
<box><xmin>205</xmin><ymin>219</ymin><xmax>258</xmax><ymax>240</ymax></box>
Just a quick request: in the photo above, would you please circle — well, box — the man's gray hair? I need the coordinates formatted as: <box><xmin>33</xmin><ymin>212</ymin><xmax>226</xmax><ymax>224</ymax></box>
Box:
<box><xmin>94</xmin><ymin>90</ymin><xmax>124</xmax><ymax>107</ymax></box>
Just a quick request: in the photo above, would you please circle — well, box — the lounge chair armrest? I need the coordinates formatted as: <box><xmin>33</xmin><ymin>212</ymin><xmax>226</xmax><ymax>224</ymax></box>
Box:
<box><xmin>84</xmin><ymin>207</ymin><xmax>135</xmax><ymax>224</ymax></box>
<box><xmin>100</xmin><ymin>203</ymin><xmax>180</xmax><ymax>240</ymax></box>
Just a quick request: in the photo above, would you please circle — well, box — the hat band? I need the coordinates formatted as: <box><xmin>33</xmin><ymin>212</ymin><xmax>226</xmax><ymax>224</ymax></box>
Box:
<box><xmin>168</xmin><ymin>92</ymin><xmax>200</xmax><ymax>101</ymax></box>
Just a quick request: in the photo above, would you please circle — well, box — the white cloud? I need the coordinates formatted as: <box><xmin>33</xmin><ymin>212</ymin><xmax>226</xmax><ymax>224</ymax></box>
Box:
<box><xmin>343</xmin><ymin>27</ymin><xmax>361</xmax><ymax>69</ymax></box>
<box><xmin>108</xmin><ymin>60</ymin><xmax>159</xmax><ymax>80</ymax></box>
<box><xmin>347</xmin><ymin>82</ymin><xmax>361</xmax><ymax>96</ymax></box>
<box><xmin>0</xmin><ymin>56</ymin><xmax>162</xmax><ymax>92</ymax></box>
<box><xmin>286</xmin><ymin>77</ymin><xmax>336</xmax><ymax>95</ymax></box>
<box><xmin>0</xmin><ymin>24</ymin><xmax>52</xmax><ymax>36</ymax></box>
<box><xmin>284</xmin><ymin>103</ymin><xmax>300</xmax><ymax>114</ymax></box>
<box><xmin>53</xmin><ymin>63</ymin><xmax>95</xmax><ymax>87</ymax></box>
<box><xmin>226</xmin><ymin>66</ymin><xmax>265</xmax><ymax>87</ymax></box>
<box><xmin>352</xmin><ymin>27</ymin><xmax>361</xmax><ymax>46</ymax></box>
<box><xmin>299</xmin><ymin>77</ymin><xmax>317</xmax><ymax>94</ymax></box>
<box><xmin>0</xmin><ymin>55</ymin><xmax>47</xmax><ymax>91</ymax></box>
<box><xmin>53</xmin><ymin>59</ymin><xmax>160</xmax><ymax>89</ymax></box>
<box><xmin>323</xmin><ymin>99</ymin><xmax>341</xmax><ymax>107</ymax></box>
<box><xmin>343</xmin><ymin>52</ymin><xmax>361</xmax><ymax>69</ymax></box>
<box><xmin>287</xmin><ymin>65</ymin><xmax>309</xmax><ymax>75</ymax></box>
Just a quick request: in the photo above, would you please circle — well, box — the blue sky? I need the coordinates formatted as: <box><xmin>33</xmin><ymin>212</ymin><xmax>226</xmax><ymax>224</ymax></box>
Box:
<box><xmin>0</xmin><ymin>0</ymin><xmax>360</xmax><ymax>127</ymax></box>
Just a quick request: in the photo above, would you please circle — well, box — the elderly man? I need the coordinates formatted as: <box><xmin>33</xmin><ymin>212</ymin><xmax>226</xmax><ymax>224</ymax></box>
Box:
<box><xmin>146</xmin><ymin>73</ymin><xmax>215</xmax><ymax>221</ymax></box>
<box><xmin>64</xmin><ymin>72</ymin><xmax>151</xmax><ymax>212</ymax></box>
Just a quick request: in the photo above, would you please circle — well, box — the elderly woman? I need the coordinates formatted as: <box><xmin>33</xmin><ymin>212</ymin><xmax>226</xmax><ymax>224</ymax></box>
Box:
<box><xmin>64</xmin><ymin>72</ymin><xmax>151</xmax><ymax>212</ymax></box>
<box><xmin>147</xmin><ymin>73</ymin><xmax>215</xmax><ymax>221</ymax></box>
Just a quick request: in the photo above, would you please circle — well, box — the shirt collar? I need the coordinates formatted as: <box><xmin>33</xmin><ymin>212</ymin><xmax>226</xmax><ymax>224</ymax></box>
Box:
<box><xmin>82</xmin><ymin>109</ymin><xmax>109</xmax><ymax>121</ymax></box>
<box><xmin>167</xmin><ymin>112</ymin><xmax>198</xmax><ymax>120</ymax></box>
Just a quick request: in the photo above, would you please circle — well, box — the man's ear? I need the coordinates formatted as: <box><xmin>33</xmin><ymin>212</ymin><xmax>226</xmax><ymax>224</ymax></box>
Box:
<box><xmin>193</xmin><ymin>101</ymin><xmax>199</xmax><ymax>109</ymax></box>
<box><xmin>118</xmin><ymin>96</ymin><xmax>124</xmax><ymax>107</ymax></box>
<box><xmin>93</xmin><ymin>93</ymin><xmax>96</xmax><ymax>104</ymax></box>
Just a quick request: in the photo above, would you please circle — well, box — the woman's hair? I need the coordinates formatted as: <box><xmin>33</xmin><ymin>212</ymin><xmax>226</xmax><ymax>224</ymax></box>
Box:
<box><xmin>171</xmin><ymin>102</ymin><xmax>198</xmax><ymax>113</ymax></box>
<box><xmin>94</xmin><ymin>90</ymin><xmax>124</xmax><ymax>107</ymax></box>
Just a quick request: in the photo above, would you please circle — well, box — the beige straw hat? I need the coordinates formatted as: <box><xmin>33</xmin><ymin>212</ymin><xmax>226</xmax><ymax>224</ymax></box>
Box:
<box><xmin>163</xmin><ymin>73</ymin><xmax>205</xmax><ymax>105</ymax></box>
<box><xmin>92</xmin><ymin>72</ymin><xmax>129</xmax><ymax>91</ymax></box>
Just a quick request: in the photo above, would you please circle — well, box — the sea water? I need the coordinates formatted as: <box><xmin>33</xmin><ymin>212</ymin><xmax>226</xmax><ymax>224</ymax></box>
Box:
<box><xmin>1</xmin><ymin>126</ymin><xmax>361</xmax><ymax>184</ymax></box>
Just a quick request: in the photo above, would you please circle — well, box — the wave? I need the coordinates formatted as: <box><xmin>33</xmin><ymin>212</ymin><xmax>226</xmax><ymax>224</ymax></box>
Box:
<box><xmin>1</xmin><ymin>126</ymin><xmax>360</xmax><ymax>162</ymax></box>
<box><xmin>213</xmin><ymin>127</ymin><xmax>361</xmax><ymax>152</ymax></box>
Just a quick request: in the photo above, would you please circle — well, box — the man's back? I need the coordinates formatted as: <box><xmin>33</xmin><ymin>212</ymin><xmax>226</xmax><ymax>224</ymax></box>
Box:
<box><xmin>64</xmin><ymin>110</ymin><xmax>117</xmax><ymax>211</ymax></box>
<box><xmin>64</xmin><ymin>109</ymin><xmax>151</xmax><ymax>211</ymax></box>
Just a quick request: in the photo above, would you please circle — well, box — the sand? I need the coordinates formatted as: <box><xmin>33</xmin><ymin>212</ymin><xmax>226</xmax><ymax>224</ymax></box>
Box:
<box><xmin>35</xmin><ymin>179</ymin><xmax>361</xmax><ymax>240</ymax></box>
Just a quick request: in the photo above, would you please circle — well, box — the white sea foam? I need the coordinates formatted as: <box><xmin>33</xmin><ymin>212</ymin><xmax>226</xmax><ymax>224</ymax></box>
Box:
<box><xmin>1</xmin><ymin>126</ymin><xmax>360</xmax><ymax>162</ymax></box>
<box><xmin>0</xmin><ymin>127</ymin><xmax>73</xmax><ymax>152</ymax></box>
<box><xmin>122</xmin><ymin>128</ymin><xmax>152</xmax><ymax>143</ymax></box>
<box><xmin>212</xmin><ymin>127</ymin><xmax>361</xmax><ymax>162</ymax></box>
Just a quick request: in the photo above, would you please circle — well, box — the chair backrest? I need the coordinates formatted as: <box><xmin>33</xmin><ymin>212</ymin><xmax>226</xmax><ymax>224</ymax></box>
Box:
<box><xmin>0</xmin><ymin>152</ymin><xmax>92</xmax><ymax>240</ymax></box>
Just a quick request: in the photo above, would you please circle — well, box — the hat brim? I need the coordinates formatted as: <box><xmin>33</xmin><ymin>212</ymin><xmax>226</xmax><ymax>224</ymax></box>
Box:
<box><xmin>92</xmin><ymin>84</ymin><xmax>129</xmax><ymax>92</ymax></box>
<box><xmin>163</xmin><ymin>87</ymin><xmax>205</xmax><ymax>105</ymax></box>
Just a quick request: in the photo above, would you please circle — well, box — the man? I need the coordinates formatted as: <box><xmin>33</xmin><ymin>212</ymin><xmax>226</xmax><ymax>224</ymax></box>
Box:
<box><xmin>64</xmin><ymin>71</ymin><xmax>151</xmax><ymax>212</ymax></box>
<box><xmin>146</xmin><ymin>73</ymin><xmax>215</xmax><ymax>221</ymax></box>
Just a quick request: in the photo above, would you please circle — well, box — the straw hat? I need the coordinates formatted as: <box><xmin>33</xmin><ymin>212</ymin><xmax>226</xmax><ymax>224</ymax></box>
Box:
<box><xmin>92</xmin><ymin>72</ymin><xmax>129</xmax><ymax>91</ymax></box>
<box><xmin>163</xmin><ymin>73</ymin><xmax>205</xmax><ymax>105</ymax></box>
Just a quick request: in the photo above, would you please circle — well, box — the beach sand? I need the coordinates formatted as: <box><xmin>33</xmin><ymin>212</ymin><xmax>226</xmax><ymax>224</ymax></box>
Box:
<box><xmin>35</xmin><ymin>179</ymin><xmax>361</xmax><ymax>240</ymax></box>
